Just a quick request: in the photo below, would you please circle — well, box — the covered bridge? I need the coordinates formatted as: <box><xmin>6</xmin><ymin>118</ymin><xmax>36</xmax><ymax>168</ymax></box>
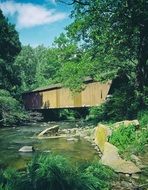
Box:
<box><xmin>23</xmin><ymin>78</ymin><xmax>111</xmax><ymax>110</ymax></box>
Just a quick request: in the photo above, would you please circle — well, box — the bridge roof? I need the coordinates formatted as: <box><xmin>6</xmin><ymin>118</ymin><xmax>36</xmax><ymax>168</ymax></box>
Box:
<box><xmin>23</xmin><ymin>77</ymin><xmax>93</xmax><ymax>94</ymax></box>
<box><xmin>32</xmin><ymin>83</ymin><xmax>62</xmax><ymax>92</ymax></box>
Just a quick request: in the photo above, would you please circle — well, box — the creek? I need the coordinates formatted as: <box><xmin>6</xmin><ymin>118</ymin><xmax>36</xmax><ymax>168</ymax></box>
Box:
<box><xmin>0</xmin><ymin>122</ymin><xmax>98</xmax><ymax>169</ymax></box>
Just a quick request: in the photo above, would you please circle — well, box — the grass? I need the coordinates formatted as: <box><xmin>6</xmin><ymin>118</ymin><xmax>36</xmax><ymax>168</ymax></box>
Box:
<box><xmin>0</xmin><ymin>154</ymin><xmax>115</xmax><ymax>190</ymax></box>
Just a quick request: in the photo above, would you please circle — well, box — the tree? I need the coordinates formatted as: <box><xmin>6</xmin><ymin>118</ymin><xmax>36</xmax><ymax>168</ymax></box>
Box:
<box><xmin>0</xmin><ymin>10</ymin><xmax>29</xmax><ymax>127</ymax></box>
<box><xmin>0</xmin><ymin>9</ymin><xmax>21</xmax><ymax>91</ymax></box>
<box><xmin>53</xmin><ymin>33</ymin><xmax>88</xmax><ymax>91</ymax></box>
<box><xmin>34</xmin><ymin>45</ymin><xmax>61</xmax><ymax>87</ymax></box>
<box><xmin>14</xmin><ymin>45</ymin><xmax>37</xmax><ymax>93</ymax></box>
<box><xmin>14</xmin><ymin>45</ymin><xmax>62</xmax><ymax>94</ymax></box>
<box><xmin>0</xmin><ymin>89</ymin><xmax>28</xmax><ymax>127</ymax></box>
<box><xmin>58</xmin><ymin>0</ymin><xmax>148</xmax><ymax>106</ymax></box>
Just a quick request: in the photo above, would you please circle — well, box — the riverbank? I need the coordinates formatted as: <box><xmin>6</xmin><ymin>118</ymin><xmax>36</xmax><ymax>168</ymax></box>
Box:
<box><xmin>0</xmin><ymin>113</ymin><xmax>147</xmax><ymax>189</ymax></box>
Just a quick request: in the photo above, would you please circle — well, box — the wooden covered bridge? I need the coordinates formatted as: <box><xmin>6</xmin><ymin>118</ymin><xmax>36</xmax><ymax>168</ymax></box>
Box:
<box><xmin>23</xmin><ymin>78</ymin><xmax>111</xmax><ymax>110</ymax></box>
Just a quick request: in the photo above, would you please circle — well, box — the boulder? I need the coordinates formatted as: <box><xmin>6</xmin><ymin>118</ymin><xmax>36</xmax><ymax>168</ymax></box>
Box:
<box><xmin>94</xmin><ymin>124</ymin><xmax>112</xmax><ymax>153</ymax></box>
<box><xmin>38</xmin><ymin>125</ymin><xmax>59</xmax><ymax>137</ymax></box>
<box><xmin>113</xmin><ymin>120</ymin><xmax>139</xmax><ymax>129</ymax></box>
<box><xmin>19</xmin><ymin>146</ymin><xmax>34</xmax><ymax>152</ymax></box>
<box><xmin>101</xmin><ymin>142</ymin><xmax>141</xmax><ymax>174</ymax></box>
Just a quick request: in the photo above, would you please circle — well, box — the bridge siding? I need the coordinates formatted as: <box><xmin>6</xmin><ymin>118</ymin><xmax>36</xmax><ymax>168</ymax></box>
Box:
<box><xmin>23</xmin><ymin>81</ymin><xmax>111</xmax><ymax>110</ymax></box>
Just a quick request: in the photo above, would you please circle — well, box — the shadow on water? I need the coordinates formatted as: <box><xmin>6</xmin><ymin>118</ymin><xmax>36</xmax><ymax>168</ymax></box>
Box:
<box><xmin>0</xmin><ymin>122</ymin><xmax>98</xmax><ymax>169</ymax></box>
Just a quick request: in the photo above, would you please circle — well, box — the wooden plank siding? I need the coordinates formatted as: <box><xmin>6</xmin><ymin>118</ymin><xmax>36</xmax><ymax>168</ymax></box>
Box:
<box><xmin>23</xmin><ymin>81</ymin><xmax>111</xmax><ymax>110</ymax></box>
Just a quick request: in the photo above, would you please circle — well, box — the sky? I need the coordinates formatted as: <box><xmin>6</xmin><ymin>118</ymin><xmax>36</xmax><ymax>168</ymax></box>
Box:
<box><xmin>0</xmin><ymin>0</ymin><xmax>72</xmax><ymax>47</ymax></box>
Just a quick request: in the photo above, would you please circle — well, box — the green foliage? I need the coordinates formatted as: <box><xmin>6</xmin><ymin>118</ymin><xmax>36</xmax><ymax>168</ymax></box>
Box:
<box><xmin>109</xmin><ymin>124</ymin><xmax>137</xmax><ymax>153</ymax></box>
<box><xmin>53</xmin><ymin>33</ymin><xmax>87</xmax><ymax>92</ymax></box>
<box><xmin>14</xmin><ymin>45</ymin><xmax>38</xmax><ymax>92</ymax></box>
<box><xmin>14</xmin><ymin>34</ymin><xmax>82</xmax><ymax>94</ymax></box>
<box><xmin>67</xmin><ymin>0</ymin><xmax>148</xmax><ymax>90</ymax></box>
<box><xmin>56</xmin><ymin>61</ymin><xmax>87</xmax><ymax>92</ymax></box>
<box><xmin>0</xmin><ymin>89</ymin><xmax>28</xmax><ymax>127</ymax></box>
<box><xmin>138</xmin><ymin>110</ymin><xmax>148</xmax><ymax>128</ymax></box>
<box><xmin>54</xmin><ymin>0</ymin><xmax>148</xmax><ymax>112</ymax></box>
<box><xmin>1</xmin><ymin>168</ymin><xmax>21</xmax><ymax>190</ymax></box>
<box><xmin>86</xmin><ymin>105</ymin><xmax>105</xmax><ymax>124</ymax></box>
<box><xmin>0</xmin><ymin>154</ymin><xmax>115</xmax><ymax>190</ymax></box>
<box><xmin>1</xmin><ymin>1</ymin><xmax>147</xmax><ymax>126</ymax></box>
<box><xmin>59</xmin><ymin>109</ymin><xmax>77</xmax><ymax>120</ymax></box>
<box><xmin>14</xmin><ymin>45</ymin><xmax>61</xmax><ymax>94</ymax></box>
<box><xmin>134</xmin><ymin>111</ymin><xmax>148</xmax><ymax>153</ymax></box>
<box><xmin>0</xmin><ymin>10</ymin><xmax>29</xmax><ymax>127</ymax></box>
<box><xmin>0</xmin><ymin>9</ymin><xmax>21</xmax><ymax>91</ymax></box>
<box><xmin>134</xmin><ymin>128</ymin><xmax>148</xmax><ymax>154</ymax></box>
<box><xmin>85</xmin><ymin>162</ymin><xmax>116</xmax><ymax>190</ymax></box>
<box><xmin>109</xmin><ymin>112</ymin><xmax>148</xmax><ymax>155</ymax></box>
<box><xmin>102</xmin><ymin>90</ymin><xmax>139</xmax><ymax>122</ymax></box>
<box><xmin>87</xmin><ymin>80</ymin><xmax>143</xmax><ymax>122</ymax></box>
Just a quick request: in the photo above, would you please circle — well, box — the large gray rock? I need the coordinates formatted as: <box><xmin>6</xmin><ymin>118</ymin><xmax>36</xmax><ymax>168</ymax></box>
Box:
<box><xmin>38</xmin><ymin>125</ymin><xmax>59</xmax><ymax>137</ymax></box>
<box><xmin>94</xmin><ymin>124</ymin><xmax>112</xmax><ymax>153</ymax></box>
<box><xmin>19</xmin><ymin>146</ymin><xmax>34</xmax><ymax>152</ymax></box>
<box><xmin>101</xmin><ymin>142</ymin><xmax>141</xmax><ymax>174</ymax></box>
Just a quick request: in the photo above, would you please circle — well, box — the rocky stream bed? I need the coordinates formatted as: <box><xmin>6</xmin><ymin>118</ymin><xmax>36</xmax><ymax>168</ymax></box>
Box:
<box><xmin>0</xmin><ymin>121</ymin><xmax>148</xmax><ymax>189</ymax></box>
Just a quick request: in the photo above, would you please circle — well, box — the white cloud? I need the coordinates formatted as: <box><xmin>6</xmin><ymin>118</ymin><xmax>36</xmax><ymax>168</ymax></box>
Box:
<box><xmin>0</xmin><ymin>1</ymin><xmax>67</xmax><ymax>29</ymax></box>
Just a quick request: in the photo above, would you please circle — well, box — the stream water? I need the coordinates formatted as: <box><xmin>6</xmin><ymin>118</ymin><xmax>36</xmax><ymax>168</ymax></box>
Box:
<box><xmin>0</xmin><ymin>122</ymin><xmax>98</xmax><ymax>169</ymax></box>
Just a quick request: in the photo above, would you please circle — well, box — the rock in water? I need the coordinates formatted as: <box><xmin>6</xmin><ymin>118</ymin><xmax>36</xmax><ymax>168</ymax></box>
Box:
<box><xmin>101</xmin><ymin>142</ymin><xmax>141</xmax><ymax>174</ymax></box>
<box><xmin>19</xmin><ymin>146</ymin><xmax>34</xmax><ymax>152</ymax></box>
<box><xmin>38</xmin><ymin>125</ymin><xmax>59</xmax><ymax>137</ymax></box>
<box><xmin>94</xmin><ymin>124</ymin><xmax>111</xmax><ymax>153</ymax></box>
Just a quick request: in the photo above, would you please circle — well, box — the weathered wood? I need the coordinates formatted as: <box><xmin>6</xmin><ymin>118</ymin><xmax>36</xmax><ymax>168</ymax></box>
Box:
<box><xmin>38</xmin><ymin>125</ymin><xmax>59</xmax><ymax>137</ymax></box>
<box><xmin>23</xmin><ymin>81</ymin><xmax>111</xmax><ymax>110</ymax></box>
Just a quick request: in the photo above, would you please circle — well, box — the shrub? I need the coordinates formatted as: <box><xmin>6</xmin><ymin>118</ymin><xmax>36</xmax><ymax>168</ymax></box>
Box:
<box><xmin>0</xmin><ymin>89</ymin><xmax>29</xmax><ymax>127</ymax></box>
<box><xmin>109</xmin><ymin>121</ymin><xmax>148</xmax><ymax>155</ymax></box>
<box><xmin>59</xmin><ymin>109</ymin><xmax>78</xmax><ymax>121</ymax></box>
<box><xmin>134</xmin><ymin>129</ymin><xmax>148</xmax><ymax>154</ymax></box>
<box><xmin>138</xmin><ymin>110</ymin><xmax>148</xmax><ymax>128</ymax></box>
<box><xmin>0</xmin><ymin>168</ymin><xmax>21</xmax><ymax>190</ymax></box>
<box><xmin>0</xmin><ymin>154</ymin><xmax>115</xmax><ymax>190</ymax></box>
<box><xmin>86</xmin><ymin>105</ymin><xmax>105</xmax><ymax>124</ymax></box>
<box><xmin>109</xmin><ymin>124</ymin><xmax>137</xmax><ymax>153</ymax></box>
<box><xmin>85</xmin><ymin>162</ymin><xmax>116</xmax><ymax>190</ymax></box>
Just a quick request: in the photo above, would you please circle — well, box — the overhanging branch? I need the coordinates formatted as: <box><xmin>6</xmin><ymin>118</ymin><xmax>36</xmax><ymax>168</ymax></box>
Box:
<box><xmin>57</xmin><ymin>0</ymin><xmax>89</xmax><ymax>6</ymax></box>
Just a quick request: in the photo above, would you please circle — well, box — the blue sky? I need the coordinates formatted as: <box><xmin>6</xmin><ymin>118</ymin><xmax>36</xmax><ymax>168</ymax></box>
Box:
<box><xmin>0</xmin><ymin>0</ymin><xmax>72</xmax><ymax>47</ymax></box>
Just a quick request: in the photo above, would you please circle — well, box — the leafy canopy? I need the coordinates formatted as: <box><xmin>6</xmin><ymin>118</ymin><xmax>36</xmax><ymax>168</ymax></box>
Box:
<box><xmin>0</xmin><ymin>9</ymin><xmax>21</xmax><ymax>91</ymax></box>
<box><xmin>57</xmin><ymin>0</ymin><xmax>148</xmax><ymax>92</ymax></box>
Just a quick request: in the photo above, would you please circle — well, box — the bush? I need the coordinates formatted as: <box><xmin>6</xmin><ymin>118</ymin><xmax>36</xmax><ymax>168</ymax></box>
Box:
<box><xmin>86</xmin><ymin>105</ymin><xmax>105</xmax><ymax>124</ymax></box>
<box><xmin>0</xmin><ymin>89</ymin><xmax>29</xmax><ymax>127</ymax></box>
<box><xmin>109</xmin><ymin>124</ymin><xmax>137</xmax><ymax>153</ymax></box>
<box><xmin>109</xmin><ymin>119</ymin><xmax>148</xmax><ymax>155</ymax></box>
<box><xmin>138</xmin><ymin>110</ymin><xmax>148</xmax><ymax>128</ymax></box>
<box><xmin>0</xmin><ymin>154</ymin><xmax>115</xmax><ymax>190</ymax></box>
<box><xmin>85</xmin><ymin>162</ymin><xmax>116</xmax><ymax>190</ymax></box>
<box><xmin>59</xmin><ymin>109</ymin><xmax>78</xmax><ymax>121</ymax></box>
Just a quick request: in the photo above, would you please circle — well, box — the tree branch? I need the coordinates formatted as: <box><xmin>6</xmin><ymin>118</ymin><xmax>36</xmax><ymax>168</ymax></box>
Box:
<box><xmin>57</xmin><ymin>0</ymin><xmax>89</xmax><ymax>6</ymax></box>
